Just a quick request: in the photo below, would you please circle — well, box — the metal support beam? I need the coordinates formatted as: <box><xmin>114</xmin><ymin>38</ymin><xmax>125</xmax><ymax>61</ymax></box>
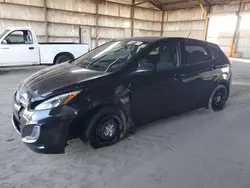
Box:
<box><xmin>231</xmin><ymin>3</ymin><xmax>244</xmax><ymax>57</ymax></box>
<box><xmin>200</xmin><ymin>3</ymin><xmax>210</xmax><ymax>41</ymax></box>
<box><xmin>135</xmin><ymin>0</ymin><xmax>149</xmax><ymax>6</ymax></box>
<box><xmin>204</xmin><ymin>0</ymin><xmax>210</xmax><ymax>5</ymax></box>
<box><xmin>204</xmin><ymin>6</ymin><xmax>211</xmax><ymax>41</ymax></box>
<box><xmin>79</xmin><ymin>25</ymin><xmax>81</xmax><ymax>43</ymax></box>
<box><xmin>161</xmin><ymin>11</ymin><xmax>165</xmax><ymax>36</ymax></box>
<box><xmin>44</xmin><ymin>0</ymin><xmax>48</xmax><ymax>42</ymax></box>
<box><xmin>135</xmin><ymin>0</ymin><xmax>162</xmax><ymax>10</ymax></box>
<box><xmin>95</xmin><ymin>2</ymin><xmax>99</xmax><ymax>48</ymax></box>
<box><xmin>150</xmin><ymin>0</ymin><xmax>163</xmax><ymax>11</ymax></box>
<box><xmin>131</xmin><ymin>0</ymin><xmax>135</xmax><ymax>37</ymax></box>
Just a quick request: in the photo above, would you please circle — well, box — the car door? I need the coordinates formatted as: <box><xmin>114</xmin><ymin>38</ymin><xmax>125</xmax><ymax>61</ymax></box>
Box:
<box><xmin>0</xmin><ymin>30</ymin><xmax>39</xmax><ymax>66</ymax></box>
<box><xmin>130</xmin><ymin>40</ymin><xmax>187</xmax><ymax>123</ymax></box>
<box><xmin>183</xmin><ymin>39</ymin><xmax>217</xmax><ymax>109</ymax></box>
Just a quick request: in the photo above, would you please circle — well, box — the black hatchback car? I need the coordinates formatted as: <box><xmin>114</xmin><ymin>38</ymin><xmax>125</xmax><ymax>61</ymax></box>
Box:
<box><xmin>12</xmin><ymin>37</ymin><xmax>232</xmax><ymax>153</ymax></box>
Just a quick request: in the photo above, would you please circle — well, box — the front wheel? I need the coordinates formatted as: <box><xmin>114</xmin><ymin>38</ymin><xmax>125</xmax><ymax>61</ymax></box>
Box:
<box><xmin>55</xmin><ymin>54</ymin><xmax>73</xmax><ymax>64</ymax></box>
<box><xmin>83</xmin><ymin>107</ymin><xmax>127</xmax><ymax>149</ymax></box>
<box><xmin>208</xmin><ymin>85</ymin><xmax>228</xmax><ymax>111</ymax></box>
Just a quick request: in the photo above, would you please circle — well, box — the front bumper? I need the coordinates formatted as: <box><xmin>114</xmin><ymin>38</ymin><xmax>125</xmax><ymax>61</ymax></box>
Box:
<box><xmin>12</xmin><ymin>98</ymin><xmax>78</xmax><ymax>154</ymax></box>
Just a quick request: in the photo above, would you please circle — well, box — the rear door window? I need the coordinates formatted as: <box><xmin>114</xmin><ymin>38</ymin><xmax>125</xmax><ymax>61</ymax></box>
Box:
<box><xmin>185</xmin><ymin>41</ymin><xmax>212</xmax><ymax>65</ymax></box>
<box><xmin>209</xmin><ymin>44</ymin><xmax>219</xmax><ymax>59</ymax></box>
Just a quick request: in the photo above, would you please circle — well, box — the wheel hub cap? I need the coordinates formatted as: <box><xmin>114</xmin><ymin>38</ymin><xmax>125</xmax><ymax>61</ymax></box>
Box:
<box><xmin>216</xmin><ymin>95</ymin><xmax>222</xmax><ymax>103</ymax></box>
<box><xmin>104</xmin><ymin>124</ymin><xmax>115</xmax><ymax>137</ymax></box>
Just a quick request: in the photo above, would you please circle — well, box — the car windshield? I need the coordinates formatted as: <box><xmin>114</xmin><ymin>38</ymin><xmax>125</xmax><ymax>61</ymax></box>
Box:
<box><xmin>0</xmin><ymin>29</ymin><xmax>10</xmax><ymax>39</ymax></box>
<box><xmin>72</xmin><ymin>40</ymin><xmax>151</xmax><ymax>73</ymax></box>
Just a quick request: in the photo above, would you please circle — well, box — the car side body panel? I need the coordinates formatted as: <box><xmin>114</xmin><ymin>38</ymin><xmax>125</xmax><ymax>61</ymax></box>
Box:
<box><xmin>11</xmin><ymin>37</ymin><xmax>232</xmax><ymax>154</ymax></box>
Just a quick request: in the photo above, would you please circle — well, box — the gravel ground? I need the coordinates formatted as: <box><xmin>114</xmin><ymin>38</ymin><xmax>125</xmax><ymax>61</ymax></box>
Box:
<box><xmin>0</xmin><ymin>61</ymin><xmax>250</xmax><ymax>188</ymax></box>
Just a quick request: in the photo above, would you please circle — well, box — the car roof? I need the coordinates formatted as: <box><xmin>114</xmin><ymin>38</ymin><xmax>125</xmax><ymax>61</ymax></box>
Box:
<box><xmin>120</xmin><ymin>36</ymin><xmax>165</xmax><ymax>42</ymax></box>
<box><xmin>117</xmin><ymin>36</ymin><xmax>199</xmax><ymax>42</ymax></box>
<box><xmin>116</xmin><ymin>37</ymin><xmax>214</xmax><ymax>44</ymax></box>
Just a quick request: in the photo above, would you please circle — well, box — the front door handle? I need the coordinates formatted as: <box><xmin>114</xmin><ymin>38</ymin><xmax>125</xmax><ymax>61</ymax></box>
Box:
<box><xmin>0</xmin><ymin>47</ymin><xmax>10</xmax><ymax>49</ymax></box>
<box><xmin>29</xmin><ymin>47</ymin><xmax>34</xmax><ymax>50</ymax></box>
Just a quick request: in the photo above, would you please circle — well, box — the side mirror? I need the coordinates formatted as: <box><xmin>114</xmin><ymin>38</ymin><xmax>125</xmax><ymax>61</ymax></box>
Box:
<box><xmin>1</xmin><ymin>39</ymin><xmax>7</xmax><ymax>44</ymax></box>
<box><xmin>135</xmin><ymin>62</ymin><xmax>156</xmax><ymax>74</ymax></box>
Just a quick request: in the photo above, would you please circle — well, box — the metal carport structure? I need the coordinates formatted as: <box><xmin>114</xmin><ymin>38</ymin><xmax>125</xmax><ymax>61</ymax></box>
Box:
<box><xmin>137</xmin><ymin>0</ymin><xmax>249</xmax><ymax>57</ymax></box>
<box><xmin>0</xmin><ymin>0</ymin><xmax>249</xmax><ymax>58</ymax></box>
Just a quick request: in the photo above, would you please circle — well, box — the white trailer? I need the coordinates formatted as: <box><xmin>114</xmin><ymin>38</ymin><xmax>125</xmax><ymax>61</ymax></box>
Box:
<box><xmin>0</xmin><ymin>27</ymin><xmax>89</xmax><ymax>67</ymax></box>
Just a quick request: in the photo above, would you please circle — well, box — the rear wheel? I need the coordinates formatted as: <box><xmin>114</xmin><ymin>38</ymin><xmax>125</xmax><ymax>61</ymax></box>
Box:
<box><xmin>208</xmin><ymin>85</ymin><xmax>228</xmax><ymax>111</ymax></box>
<box><xmin>83</xmin><ymin>107</ymin><xmax>127</xmax><ymax>149</ymax></box>
<box><xmin>55</xmin><ymin>54</ymin><xmax>73</xmax><ymax>64</ymax></box>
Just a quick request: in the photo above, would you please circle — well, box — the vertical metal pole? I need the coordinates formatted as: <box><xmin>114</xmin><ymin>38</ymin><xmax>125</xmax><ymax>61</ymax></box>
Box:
<box><xmin>204</xmin><ymin>6</ymin><xmax>211</xmax><ymax>41</ymax></box>
<box><xmin>131</xmin><ymin>0</ymin><xmax>135</xmax><ymax>37</ymax></box>
<box><xmin>95</xmin><ymin>2</ymin><xmax>99</xmax><ymax>48</ymax></box>
<box><xmin>200</xmin><ymin>4</ymin><xmax>210</xmax><ymax>41</ymax></box>
<box><xmin>79</xmin><ymin>25</ymin><xmax>81</xmax><ymax>43</ymax></box>
<box><xmin>161</xmin><ymin>11</ymin><xmax>165</xmax><ymax>36</ymax></box>
<box><xmin>44</xmin><ymin>0</ymin><xmax>48</xmax><ymax>42</ymax></box>
<box><xmin>231</xmin><ymin>3</ymin><xmax>243</xmax><ymax>57</ymax></box>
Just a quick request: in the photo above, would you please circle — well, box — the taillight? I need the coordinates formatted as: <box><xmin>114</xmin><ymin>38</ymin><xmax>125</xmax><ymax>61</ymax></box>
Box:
<box><xmin>223</xmin><ymin>52</ymin><xmax>232</xmax><ymax>68</ymax></box>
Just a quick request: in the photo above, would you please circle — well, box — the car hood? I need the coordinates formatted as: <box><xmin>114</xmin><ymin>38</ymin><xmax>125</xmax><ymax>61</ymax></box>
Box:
<box><xmin>23</xmin><ymin>63</ymin><xmax>105</xmax><ymax>97</ymax></box>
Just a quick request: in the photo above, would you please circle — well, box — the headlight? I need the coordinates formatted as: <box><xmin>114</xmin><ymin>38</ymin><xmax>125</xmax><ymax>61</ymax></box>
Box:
<box><xmin>34</xmin><ymin>91</ymin><xmax>81</xmax><ymax>111</ymax></box>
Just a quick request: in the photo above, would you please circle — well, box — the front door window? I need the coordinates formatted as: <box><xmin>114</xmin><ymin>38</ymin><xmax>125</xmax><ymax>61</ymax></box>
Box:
<box><xmin>156</xmin><ymin>43</ymin><xmax>180</xmax><ymax>71</ymax></box>
<box><xmin>137</xmin><ymin>41</ymin><xmax>180</xmax><ymax>72</ymax></box>
<box><xmin>4</xmin><ymin>30</ymin><xmax>33</xmax><ymax>45</ymax></box>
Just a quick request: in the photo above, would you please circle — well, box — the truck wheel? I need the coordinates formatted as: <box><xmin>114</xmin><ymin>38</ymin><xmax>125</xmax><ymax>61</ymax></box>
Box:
<box><xmin>55</xmin><ymin>54</ymin><xmax>73</xmax><ymax>64</ymax></box>
<box><xmin>83</xmin><ymin>106</ymin><xmax>128</xmax><ymax>149</ymax></box>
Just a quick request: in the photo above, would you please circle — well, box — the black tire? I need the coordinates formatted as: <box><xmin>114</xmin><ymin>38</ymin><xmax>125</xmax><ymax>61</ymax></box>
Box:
<box><xmin>55</xmin><ymin>54</ymin><xmax>73</xmax><ymax>64</ymax></box>
<box><xmin>83</xmin><ymin>106</ymin><xmax>128</xmax><ymax>149</ymax></box>
<box><xmin>208</xmin><ymin>85</ymin><xmax>228</xmax><ymax>111</ymax></box>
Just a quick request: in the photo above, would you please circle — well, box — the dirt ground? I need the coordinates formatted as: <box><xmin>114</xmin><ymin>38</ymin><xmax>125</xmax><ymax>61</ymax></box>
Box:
<box><xmin>1</xmin><ymin>60</ymin><xmax>250</xmax><ymax>188</ymax></box>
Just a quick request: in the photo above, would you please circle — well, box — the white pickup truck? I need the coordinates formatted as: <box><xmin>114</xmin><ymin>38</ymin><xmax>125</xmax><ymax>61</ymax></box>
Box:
<box><xmin>0</xmin><ymin>28</ymin><xmax>89</xmax><ymax>67</ymax></box>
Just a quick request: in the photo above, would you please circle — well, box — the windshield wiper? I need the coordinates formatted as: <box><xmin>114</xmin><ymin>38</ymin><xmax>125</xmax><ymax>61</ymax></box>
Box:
<box><xmin>86</xmin><ymin>54</ymin><xmax>107</xmax><ymax>69</ymax></box>
<box><xmin>105</xmin><ymin>57</ymin><xmax>122</xmax><ymax>73</ymax></box>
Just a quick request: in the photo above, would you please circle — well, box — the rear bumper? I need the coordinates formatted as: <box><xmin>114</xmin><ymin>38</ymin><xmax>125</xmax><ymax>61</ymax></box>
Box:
<box><xmin>12</xmin><ymin>102</ymin><xmax>78</xmax><ymax>154</ymax></box>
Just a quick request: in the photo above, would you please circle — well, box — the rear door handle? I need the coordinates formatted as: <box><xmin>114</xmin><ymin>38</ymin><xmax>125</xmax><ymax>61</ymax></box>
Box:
<box><xmin>174</xmin><ymin>73</ymin><xmax>185</xmax><ymax>80</ymax></box>
<box><xmin>29</xmin><ymin>47</ymin><xmax>34</xmax><ymax>50</ymax></box>
<box><xmin>0</xmin><ymin>47</ymin><xmax>10</xmax><ymax>49</ymax></box>
<box><xmin>211</xmin><ymin>64</ymin><xmax>217</xmax><ymax>69</ymax></box>
<box><xmin>212</xmin><ymin>64</ymin><xmax>228</xmax><ymax>69</ymax></box>
<box><xmin>211</xmin><ymin>64</ymin><xmax>226</xmax><ymax>69</ymax></box>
